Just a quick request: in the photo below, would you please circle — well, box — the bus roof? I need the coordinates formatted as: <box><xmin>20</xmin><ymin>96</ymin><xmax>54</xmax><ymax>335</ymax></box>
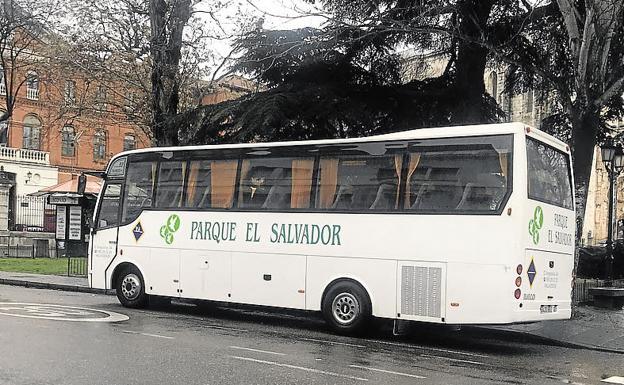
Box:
<box><xmin>110</xmin><ymin>122</ymin><xmax>568</xmax><ymax>167</ymax></box>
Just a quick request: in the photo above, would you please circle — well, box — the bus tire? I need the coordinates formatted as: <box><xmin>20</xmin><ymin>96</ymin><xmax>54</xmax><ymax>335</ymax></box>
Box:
<box><xmin>116</xmin><ymin>266</ymin><xmax>148</xmax><ymax>308</ymax></box>
<box><xmin>322</xmin><ymin>281</ymin><xmax>371</xmax><ymax>335</ymax></box>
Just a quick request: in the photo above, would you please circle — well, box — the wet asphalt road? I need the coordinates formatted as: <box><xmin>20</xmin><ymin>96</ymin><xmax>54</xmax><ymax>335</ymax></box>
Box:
<box><xmin>0</xmin><ymin>285</ymin><xmax>622</xmax><ymax>385</ymax></box>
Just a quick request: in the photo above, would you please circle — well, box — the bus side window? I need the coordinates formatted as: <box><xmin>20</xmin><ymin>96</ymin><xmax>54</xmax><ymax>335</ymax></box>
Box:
<box><xmin>186</xmin><ymin>160</ymin><xmax>212</xmax><ymax>208</ymax></box>
<box><xmin>98</xmin><ymin>183</ymin><xmax>121</xmax><ymax>229</ymax></box>
<box><xmin>122</xmin><ymin>161</ymin><xmax>155</xmax><ymax>223</ymax></box>
<box><xmin>405</xmin><ymin>136</ymin><xmax>511</xmax><ymax>213</ymax></box>
<box><xmin>155</xmin><ymin>161</ymin><xmax>186</xmax><ymax>208</ymax></box>
<box><xmin>238</xmin><ymin>158</ymin><xmax>295</xmax><ymax>210</ymax></box>
<box><xmin>316</xmin><ymin>155</ymin><xmax>401</xmax><ymax>211</ymax></box>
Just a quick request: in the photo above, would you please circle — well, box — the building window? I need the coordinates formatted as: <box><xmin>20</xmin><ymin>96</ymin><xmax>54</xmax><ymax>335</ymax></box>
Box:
<box><xmin>488</xmin><ymin>71</ymin><xmax>498</xmax><ymax>101</ymax></box>
<box><xmin>0</xmin><ymin>113</ymin><xmax>7</xmax><ymax>145</ymax></box>
<box><xmin>0</xmin><ymin>67</ymin><xmax>6</xmax><ymax>95</ymax></box>
<box><xmin>22</xmin><ymin>115</ymin><xmax>41</xmax><ymax>150</ymax></box>
<box><xmin>124</xmin><ymin>92</ymin><xmax>136</xmax><ymax>114</ymax></box>
<box><xmin>61</xmin><ymin>126</ymin><xmax>75</xmax><ymax>157</ymax></box>
<box><xmin>93</xmin><ymin>130</ymin><xmax>107</xmax><ymax>161</ymax></box>
<box><xmin>64</xmin><ymin>80</ymin><xmax>76</xmax><ymax>104</ymax></box>
<box><xmin>26</xmin><ymin>71</ymin><xmax>39</xmax><ymax>100</ymax></box>
<box><xmin>123</xmin><ymin>134</ymin><xmax>136</xmax><ymax>151</ymax></box>
<box><xmin>524</xmin><ymin>90</ymin><xmax>534</xmax><ymax>114</ymax></box>
<box><xmin>94</xmin><ymin>85</ymin><xmax>107</xmax><ymax>111</ymax></box>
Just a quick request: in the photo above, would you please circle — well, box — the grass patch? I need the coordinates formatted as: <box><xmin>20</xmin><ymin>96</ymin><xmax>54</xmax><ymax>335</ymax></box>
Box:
<box><xmin>0</xmin><ymin>258</ymin><xmax>69</xmax><ymax>275</ymax></box>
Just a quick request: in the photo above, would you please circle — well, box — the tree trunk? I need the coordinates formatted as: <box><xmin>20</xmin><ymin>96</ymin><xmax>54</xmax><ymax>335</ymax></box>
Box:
<box><xmin>149</xmin><ymin>0</ymin><xmax>190</xmax><ymax>147</ymax></box>
<box><xmin>570</xmin><ymin>109</ymin><xmax>599</xmax><ymax>243</ymax></box>
<box><xmin>451</xmin><ymin>0</ymin><xmax>495</xmax><ymax>124</ymax></box>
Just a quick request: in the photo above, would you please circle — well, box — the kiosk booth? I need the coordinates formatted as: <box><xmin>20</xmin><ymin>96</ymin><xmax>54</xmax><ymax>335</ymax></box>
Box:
<box><xmin>43</xmin><ymin>175</ymin><xmax>99</xmax><ymax>257</ymax></box>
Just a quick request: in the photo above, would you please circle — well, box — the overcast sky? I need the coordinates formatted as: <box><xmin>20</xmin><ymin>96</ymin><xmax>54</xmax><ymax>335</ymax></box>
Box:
<box><xmin>196</xmin><ymin>0</ymin><xmax>326</xmax><ymax>77</ymax></box>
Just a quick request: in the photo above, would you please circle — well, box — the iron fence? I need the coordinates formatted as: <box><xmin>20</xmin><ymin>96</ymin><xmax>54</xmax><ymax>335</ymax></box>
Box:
<box><xmin>573</xmin><ymin>278</ymin><xmax>624</xmax><ymax>304</ymax></box>
<box><xmin>67</xmin><ymin>256</ymin><xmax>88</xmax><ymax>277</ymax></box>
<box><xmin>12</xmin><ymin>194</ymin><xmax>56</xmax><ymax>232</ymax></box>
<box><xmin>0</xmin><ymin>236</ymin><xmax>56</xmax><ymax>258</ymax></box>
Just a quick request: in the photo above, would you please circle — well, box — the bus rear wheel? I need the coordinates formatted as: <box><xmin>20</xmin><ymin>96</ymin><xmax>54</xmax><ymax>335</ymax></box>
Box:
<box><xmin>322</xmin><ymin>281</ymin><xmax>371</xmax><ymax>335</ymax></box>
<box><xmin>116</xmin><ymin>266</ymin><xmax>148</xmax><ymax>308</ymax></box>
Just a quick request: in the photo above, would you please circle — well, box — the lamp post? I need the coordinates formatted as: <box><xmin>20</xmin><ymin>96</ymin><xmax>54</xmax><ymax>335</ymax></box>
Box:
<box><xmin>600</xmin><ymin>141</ymin><xmax>624</xmax><ymax>285</ymax></box>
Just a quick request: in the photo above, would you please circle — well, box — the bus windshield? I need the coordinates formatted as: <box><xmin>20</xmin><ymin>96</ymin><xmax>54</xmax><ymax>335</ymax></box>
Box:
<box><xmin>527</xmin><ymin>137</ymin><xmax>573</xmax><ymax>209</ymax></box>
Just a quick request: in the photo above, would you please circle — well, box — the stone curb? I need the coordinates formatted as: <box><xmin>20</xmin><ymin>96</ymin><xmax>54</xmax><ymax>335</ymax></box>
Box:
<box><xmin>467</xmin><ymin>325</ymin><xmax>624</xmax><ymax>355</ymax></box>
<box><xmin>0</xmin><ymin>279</ymin><xmax>114</xmax><ymax>295</ymax></box>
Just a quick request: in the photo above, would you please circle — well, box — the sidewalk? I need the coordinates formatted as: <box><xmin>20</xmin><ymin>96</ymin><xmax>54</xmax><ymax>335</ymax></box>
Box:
<box><xmin>0</xmin><ymin>271</ymin><xmax>623</xmax><ymax>353</ymax></box>
<box><xmin>473</xmin><ymin>306</ymin><xmax>624</xmax><ymax>354</ymax></box>
<box><xmin>0</xmin><ymin>271</ymin><xmax>111</xmax><ymax>294</ymax></box>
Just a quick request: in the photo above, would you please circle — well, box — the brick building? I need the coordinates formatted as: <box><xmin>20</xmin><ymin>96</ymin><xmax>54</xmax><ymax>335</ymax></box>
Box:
<box><xmin>0</xmin><ymin>31</ymin><xmax>149</xmax><ymax>195</ymax></box>
<box><xmin>199</xmin><ymin>75</ymin><xmax>259</xmax><ymax>106</ymax></box>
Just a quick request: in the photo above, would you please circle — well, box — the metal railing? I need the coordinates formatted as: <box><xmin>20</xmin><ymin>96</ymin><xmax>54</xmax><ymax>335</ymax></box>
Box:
<box><xmin>13</xmin><ymin>195</ymin><xmax>56</xmax><ymax>232</ymax></box>
<box><xmin>0</xmin><ymin>236</ymin><xmax>56</xmax><ymax>258</ymax></box>
<box><xmin>67</xmin><ymin>256</ymin><xmax>88</xmax><ymax>277</ymax></box>
<box><xmin>573</xmin><ymin>278</ymin><xmax>624</xmax><ymax>304</ymax></box>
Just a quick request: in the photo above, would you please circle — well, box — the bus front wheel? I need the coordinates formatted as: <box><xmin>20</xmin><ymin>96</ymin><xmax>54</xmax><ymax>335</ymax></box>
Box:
<box><xmin>116</xmin><ymin>266</ymin><xmax>148</xmax><ymax>308</ymax></box>
<box><xmin>322</xmin><ymin>281</ymin><xmax>371</xmax><ymax>335</ymax></box>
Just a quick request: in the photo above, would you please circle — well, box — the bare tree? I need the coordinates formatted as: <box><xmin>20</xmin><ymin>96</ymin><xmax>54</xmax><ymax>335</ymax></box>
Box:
<box><xmin>555</xmin><ymin>0</ymin><xmax>624</xmax><ymax>215</ymax></box>
<box><xmin>62</xmin><ymin>0</ymin><xmax>221</xmax><ymax>146</ymax></box>
<box><xmin>0</xmin><ymin>0</ymin><xmax>62</xmax><ymax>142</ymax></box>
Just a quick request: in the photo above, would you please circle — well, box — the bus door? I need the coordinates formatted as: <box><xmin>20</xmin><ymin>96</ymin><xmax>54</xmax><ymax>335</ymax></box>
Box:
<box><xmin>120</xmin><ymin>159</ymin><xmax>182</xmax><ymax>298</ymax></box>
<box><xmin>90</xmin><ymin>182</ymin><xmax>122</xmax><ymax>289</ymax></box>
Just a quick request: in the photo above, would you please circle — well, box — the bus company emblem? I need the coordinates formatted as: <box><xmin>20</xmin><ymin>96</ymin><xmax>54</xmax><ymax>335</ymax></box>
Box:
<box><xmin>132</xmin><ymin>222</ymin><xmax>144</xmax><ymax>241</ymax></box>
<box><xmin>160</xmin><ymin>214</ymin><xmax>181</xmax><ymax>245</ymax></box>
<box><xmin>527</xmin><ymin>258</ymin><xmax>537</xmax><ymax>287</ymax></box>
<box><xmin>528</xmin><ymin>206</ymin><xmax>544</xmax><ymax>245</ymax></box>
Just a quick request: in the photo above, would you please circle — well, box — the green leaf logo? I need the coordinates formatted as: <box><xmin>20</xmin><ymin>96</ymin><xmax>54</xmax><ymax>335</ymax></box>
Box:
<box><xmin>167</xmin><ymin>214</ymin><xmax>180</xmax><ymax>232</ymax></box>
<box><xmin>161</xmin><ymin>214</ymin><xmax>181</xmax><ymax>245</ymax></box>
<box><xmin>528</xmin><ymin>206</ymin><xmax>543</xmax><ymax>245</ymax></box>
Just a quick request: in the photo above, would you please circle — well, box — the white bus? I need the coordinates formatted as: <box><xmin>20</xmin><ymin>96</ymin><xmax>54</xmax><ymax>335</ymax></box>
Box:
<box><xmin>89</xmin><ymin>122</ymin><xmax>575</xmax><ymax>334</ymax></box>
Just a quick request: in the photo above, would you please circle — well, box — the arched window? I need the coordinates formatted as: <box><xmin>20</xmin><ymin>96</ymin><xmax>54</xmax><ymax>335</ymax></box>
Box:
<box><xmin>488</xmin><ymin>71</ymin><xmax>498</xmax><ymax>101</ymax></box>
<box><xmin>22</xmin><ymin>115</ymin><xmax>41</xmax><ymax>150</ymax></box>
<box><xmin>26</xmin><ymin>71</ymin><xmax>39</xmax><ymax>100</ymax></box>
<box><xmin>0</xmin><ymin>110</ymin><xmax>7</xmax><ymax>145</ymax></box>
<box><xmin>61</xmin><ymin>125</ymin><xmax>75</xmax><ymax>157</ymax></box>
<box><xmin>0</xmin><ymin>67</ymin><xmax>6</xmax><ymax>95</ymax></box>
<box><xmin>524</xmin><ymin>90</ymin><xmax>534</xmax><ymax>114</ymax></box>
<box><xmin>123</xmin><ymin>134</ymin><xmax>136</xmax><ymax>151</ymax></box>
<box><xmin>95</xmin><ymin>85</ymin><xmax>107</xmax><ymax>111</ymax></box>
<box><xmin>64</xmin><ymin>80</ymin><xmax>76</xmax><ymax>104</ymax></box>
<box><xmin>93</xmin><ymin>130</ymin><xmax>107</xmax><ymax>160</ymax></box>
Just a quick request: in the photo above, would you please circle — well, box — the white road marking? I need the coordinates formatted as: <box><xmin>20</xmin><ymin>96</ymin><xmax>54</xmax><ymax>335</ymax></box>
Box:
<box><xmin>229</xmin><ymin>346</ymin><xmax>286</xmax><ymax>356</ymax></box>
<box><xmin>602</xmin><ymin>377</ymin><xmax>624</xmax><ymax>384</ymax></box>
<box><xmin>420</xmin><ymin>354</ymin><xmax>486</xmax><ymax>366</ymax></box>
<box><xmin>0</xmin><ymin>302</ymin><xmax>128</xmax><ymax>322</ymax></box>
<box><xmin>229</xmin><ymin>356</ymin><xmax>368</xmax><ymax>382</ymax></box>
<box><xmin>349</xmin><ymin>364</ymin><xmax>426</xmax><ymax>379</ymax></box>
<box><xmin>299</xmin><ymin>337</ymin><xmax>366</xmax><ymax>348</ymax></box>
<box><xmin>121</xmin><ymin>330</ymin><xmax>174</xmax><ymax>340</ymax></box>
<box><xmin>370</xmin><ymin>339</ymin><xmax>490</xmax><ymax>358</ymax></box>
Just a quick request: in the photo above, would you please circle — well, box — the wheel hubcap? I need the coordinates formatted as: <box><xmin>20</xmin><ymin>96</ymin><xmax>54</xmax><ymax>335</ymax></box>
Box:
<box><xmin>331</xmin><ymin>292</ymin><xmax>360</xmax><ymax>325</ymax></box>
<box><xmin>121</xmin><ymin>274</ymin><xmax>141</xmax><ymax>300</ymax></box>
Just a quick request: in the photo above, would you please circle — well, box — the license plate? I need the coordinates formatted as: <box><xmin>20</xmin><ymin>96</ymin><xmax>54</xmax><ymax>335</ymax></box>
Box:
<box><xmin>540</xmin><ymin>305</ymin><xmax>558</xmax><ymax>313</ymax></box>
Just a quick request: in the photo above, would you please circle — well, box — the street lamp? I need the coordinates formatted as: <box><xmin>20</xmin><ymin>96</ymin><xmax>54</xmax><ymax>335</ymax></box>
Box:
<box><xmin>600</xmin><ymin>140</ymin><xmax>624</xmax><ymax>284</ymax></box>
